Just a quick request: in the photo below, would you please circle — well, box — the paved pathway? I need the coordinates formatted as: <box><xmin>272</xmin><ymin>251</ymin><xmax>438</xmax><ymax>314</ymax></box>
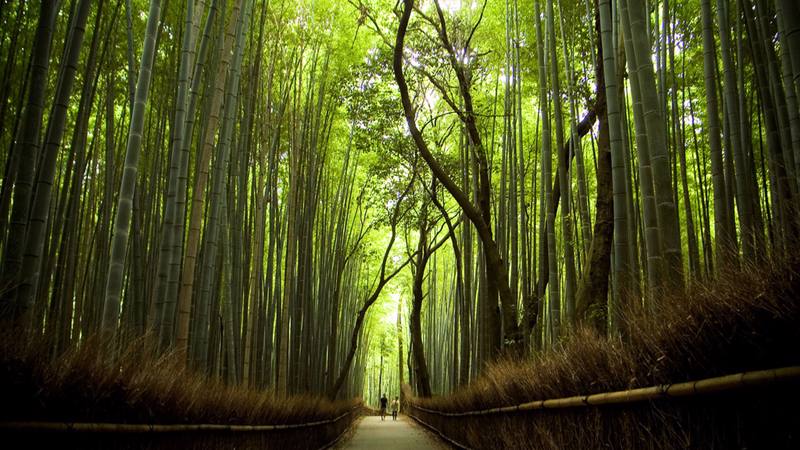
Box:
<box><xmin>340</xmin><ymin>415</ymin><xmax>448</xmax><ymax>449</ymax></box>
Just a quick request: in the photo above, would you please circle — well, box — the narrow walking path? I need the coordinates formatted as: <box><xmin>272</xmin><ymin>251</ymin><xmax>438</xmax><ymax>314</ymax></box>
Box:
<box><xmin>340</xmin><ymin>415</ymin><xmax>448</xmax><ymax>449</ymax></box>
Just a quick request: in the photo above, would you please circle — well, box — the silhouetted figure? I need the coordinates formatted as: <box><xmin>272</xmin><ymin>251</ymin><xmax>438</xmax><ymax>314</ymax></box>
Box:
<box><xmin>391</xmin><ymin>396</ymin><xmax>399</xmax><ymax>420</ymax></box>
<box><xmin>380</xmin><ymin>394</ymin><xmax>388</xmax><ymax>421</ymax></box>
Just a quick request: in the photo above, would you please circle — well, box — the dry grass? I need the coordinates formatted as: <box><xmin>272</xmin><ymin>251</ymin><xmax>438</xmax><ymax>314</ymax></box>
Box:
<box><xmin>0</xmin><ymin>333</ymin><xmax>360</xmax><ymax>449</ymax></box>
<box><xmin>408</xmin><ymin>260</ymin><xmax>800</xmax><ymax>449</ymax></box>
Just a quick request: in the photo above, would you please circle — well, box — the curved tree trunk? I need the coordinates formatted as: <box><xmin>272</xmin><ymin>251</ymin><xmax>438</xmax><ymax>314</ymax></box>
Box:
<box><xmin>410</xmin><ymin>203</ymin><xmax>433</xmax><ymax>398</ymax></box>
<box><xmin>394</xmin><ymin>0</ymin><xmax>521</xmax><ymax>355</ymax></box>
<box><xmin>576</xmin><ymin>0</ymin><xmax>613</xmax><ymax>334</ymax></box>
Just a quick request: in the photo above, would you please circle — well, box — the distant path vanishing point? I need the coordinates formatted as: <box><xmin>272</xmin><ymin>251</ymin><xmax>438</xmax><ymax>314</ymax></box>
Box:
<box><xmin>340</xmin><ymin>415</ymin><xmax>449</xmax><ymax>449</ymax></box>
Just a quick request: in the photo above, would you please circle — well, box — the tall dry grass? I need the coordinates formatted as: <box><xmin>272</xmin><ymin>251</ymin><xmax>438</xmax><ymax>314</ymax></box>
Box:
<box><xmin>407</xmin><ymin>260</ymin><xmax>800</xmax><ymax>449</ymax></box>
<box><xmin>0</xmin><ymin>332</ymin><xmax>359</xmax><ymax>449</ymax></box>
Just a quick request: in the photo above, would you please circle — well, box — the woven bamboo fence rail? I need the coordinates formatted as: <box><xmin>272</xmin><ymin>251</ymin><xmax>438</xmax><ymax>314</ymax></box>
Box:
<box><xmin>0</xmin><ymin>403</ymin><xmax>362</xmax><ymax>433</ymax></box>
<box><xmin>409</xmin><ymin>365</ymin><xmax>800</xmax><ymax>417</ymax></box>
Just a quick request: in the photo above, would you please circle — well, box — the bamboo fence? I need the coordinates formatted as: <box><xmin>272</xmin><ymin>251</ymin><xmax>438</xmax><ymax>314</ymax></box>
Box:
<box><xmin>408</xmin><ymin>365</ymin><xmax>800</xmax><ymax>417</ymax></box>
<box><xmin>0</xmin><ymin>403</ymin><xmax>362</xmax><ymax>433</ymax></box>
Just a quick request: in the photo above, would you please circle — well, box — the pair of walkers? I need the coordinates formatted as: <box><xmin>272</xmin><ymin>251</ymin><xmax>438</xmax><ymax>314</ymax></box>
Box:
<box><xmin>379</xmin><ymin>394</ymin><xmax>399</xmax><ymax>421</ymax></box>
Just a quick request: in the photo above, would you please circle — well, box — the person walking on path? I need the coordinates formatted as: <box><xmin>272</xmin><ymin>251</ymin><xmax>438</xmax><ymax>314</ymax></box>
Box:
<box><xmin>379</xmin><ymin>394</ymin><xmax>388</xmax><ymax>421</ymax></box>
<box><xmin>391</xmin><ymin>396</ymin><xmax>399</xmax><ymax>421</ymax></box>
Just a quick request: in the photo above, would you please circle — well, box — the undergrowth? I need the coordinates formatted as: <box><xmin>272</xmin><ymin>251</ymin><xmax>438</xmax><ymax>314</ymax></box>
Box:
<box><xmin>0</xmin><ymin>333</ymin><xmax>359</xmax><ymax>449</ymax></box>
<box><xmin>408</xmin><ymin>259</ymin><xmax>800</xmax><ymax>449</ymax></box>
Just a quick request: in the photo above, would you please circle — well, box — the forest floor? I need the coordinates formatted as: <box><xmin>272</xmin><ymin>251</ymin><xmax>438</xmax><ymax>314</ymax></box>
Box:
<box><xmin>337</xmin><ymin>415</ymin><xmax>450</xmax><ymax>449</ymax></box>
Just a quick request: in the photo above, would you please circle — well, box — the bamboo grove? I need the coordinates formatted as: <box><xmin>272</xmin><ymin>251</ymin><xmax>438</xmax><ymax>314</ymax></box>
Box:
<box><xmin>0</xmin><ymin>0</ymin><xmax>798</xmax><ymax>403</ymax></box>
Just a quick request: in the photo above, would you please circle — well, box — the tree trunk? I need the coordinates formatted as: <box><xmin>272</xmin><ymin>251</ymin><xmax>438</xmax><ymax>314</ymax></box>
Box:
<box><xmin>576</xmin><ymin>0</ymin><xmax>613</xmax><ymax>334</ymax></box>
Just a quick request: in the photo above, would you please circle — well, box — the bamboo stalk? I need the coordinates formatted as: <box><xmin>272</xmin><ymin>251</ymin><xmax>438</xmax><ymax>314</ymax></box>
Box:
<box><xmin>409</xmin><ymin>366</ymin><xmax>800</xmax><ymax>416</ymax></box>
<box><xmin>0</xmin><ymin>404</ymin><xmax>361</xmax><ymax>433</ymax></box>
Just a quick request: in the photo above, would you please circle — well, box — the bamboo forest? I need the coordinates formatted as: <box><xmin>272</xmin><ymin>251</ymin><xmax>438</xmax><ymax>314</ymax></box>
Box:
<box><xmin>0</xmin><ymin>0</ymin><xmax>799</xmax><ymax>448</ymax></box>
